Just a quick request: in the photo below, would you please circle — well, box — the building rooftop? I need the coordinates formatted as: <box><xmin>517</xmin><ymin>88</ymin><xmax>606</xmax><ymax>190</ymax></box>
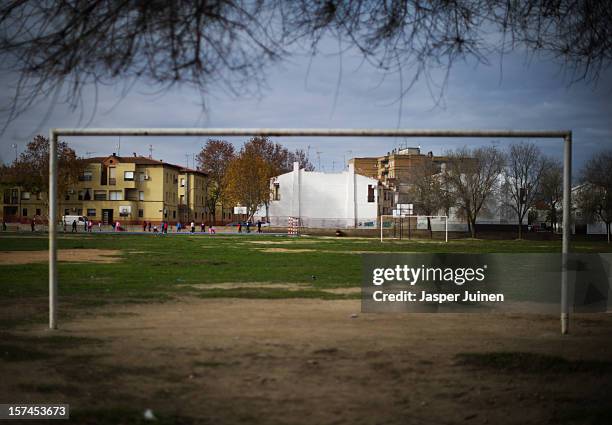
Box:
<box><xmin>83</xmin><ymin>154</ymin><xmax>207</xmax><ymax>175</ymax></box>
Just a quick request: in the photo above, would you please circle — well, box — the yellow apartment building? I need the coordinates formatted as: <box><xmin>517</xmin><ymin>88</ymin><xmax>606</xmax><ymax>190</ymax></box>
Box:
<box><xmin>1</xmin><ymin>154</ymin><xmax>212</xmax><ymax>225</ymax></box>
<box><xmin>178</xmin><ymin>167</ymin><xmax>209</xmax><ymax>223</ymax></box>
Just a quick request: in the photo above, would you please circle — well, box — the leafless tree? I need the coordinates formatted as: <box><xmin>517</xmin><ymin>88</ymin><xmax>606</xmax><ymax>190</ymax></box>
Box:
<box><xmin>576</xmin><ymin>150</ymin><xmax>612</xmax><ymax>242</ymax></box>
<box><xmin>503</xmin><ymin>142</ymin><xmax>547</xmax><ymax>239</ymax></box>
<box><xmin>0</xmin><ymin>1</ymin><xmax>610</xmax><ymax>131</ymax></box>
<box><xmin>443</xmin><ymin>146</ymin><xmax>505</xmax><ymax>238</ymax></box>
<box><xmin>407</xmin><ymin>159</ymin><xmax>454</xmax><ymax>236</ymax></box>
<box><xmin>538</xmin><ymin>158</ymin><xmax>563</xmax><ymax>232</ymax></box>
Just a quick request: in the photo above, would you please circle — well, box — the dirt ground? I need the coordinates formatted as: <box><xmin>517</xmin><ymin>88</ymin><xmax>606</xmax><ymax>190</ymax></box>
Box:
<box><xmin>2</xmin><ymin>298</ymin><xmax>612</xmax><ymax>424</ymax></box>
<box><xmin>0</xmin><ymin>249</ymin><xmax>122</xmax><ymax>265</ymax></box>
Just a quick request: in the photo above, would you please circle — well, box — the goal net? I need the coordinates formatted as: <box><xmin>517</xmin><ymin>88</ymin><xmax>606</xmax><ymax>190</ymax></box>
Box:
<box><xmin>380</xmin><ymin>215</ymin><xmax>448</xmax><ymax>242</ymax></box>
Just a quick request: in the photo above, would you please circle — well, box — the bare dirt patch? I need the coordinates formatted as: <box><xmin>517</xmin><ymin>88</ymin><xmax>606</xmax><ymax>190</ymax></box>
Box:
<box><xmin>183</xmin><ymin>282</ymin><xmax>311</xmax><ymax>290</ymax></box>
<box><xmin>257</xmin><ymin>247</ymin><xmax>316</xmax><ymax>253</ymax></box>
<box><xmin>2</xmin><ymin>298</ymin><xmax>612</xmax><ymax>424</ymax></box>
<box><xmin>0</xmin><ymin>249</ymin><xmax>122</xmax><ymax>265</ymax></box>
<box><xmin>246</xmin><ymin>239</ymin><xmax>330</xmax><ymax>245</ymax></box>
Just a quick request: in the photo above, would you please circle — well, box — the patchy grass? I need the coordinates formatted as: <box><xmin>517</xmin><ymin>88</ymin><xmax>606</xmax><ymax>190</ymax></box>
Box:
<box><xmin>455</xmin><ymin>352</ymin><xmax>612</xmax><ymax>374</ymax></box>
<box><xmin>0</xmin><ymin>233</ymin><xmax>611</xmax><ymax>311</ymax></box>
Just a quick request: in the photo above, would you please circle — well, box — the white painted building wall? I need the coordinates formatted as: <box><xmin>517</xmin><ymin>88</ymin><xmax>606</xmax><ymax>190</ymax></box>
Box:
<box><xmin>263</xmin><ymin>162</ymin><xmax>379</xmax><ymax>228</ymax></box>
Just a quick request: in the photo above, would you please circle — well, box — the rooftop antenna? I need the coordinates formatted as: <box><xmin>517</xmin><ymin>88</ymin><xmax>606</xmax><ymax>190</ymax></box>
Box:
<box><xmin>117</xmin><ymin>136</ymin><xmax>121</xmax><ymax>156</ymax></box>
<box><xmin>332</xmin><ymin>160</ymin><xmax>335</xmax><ymax>172</ymax></box>
<box><xmin>148</xmin><ymin>144</ymin><xmax>153</xmax><ymax>159</ymax></box>
<box><xmin>11</xmin><ymin>143</ymin><xmax>17</xmax><ymax>162</ymax></box>
<box><xmin>316</xmin><ymin>150</ymin><xmax>322</xmax><ymax>171</ymax></box>
<box><xmin>185</xmin><ymin>153</ymin><xmax>190</xmax><ymax>168</ymax></box>
<box><xmin>345</xmin><ymin>150</ymin><xmax>353</xmax><ymax>169</ymax></box>
<box><xmin>85</xmin><ymin>151</ymin><xmax>96</xmax><ymax>157</ymax></box>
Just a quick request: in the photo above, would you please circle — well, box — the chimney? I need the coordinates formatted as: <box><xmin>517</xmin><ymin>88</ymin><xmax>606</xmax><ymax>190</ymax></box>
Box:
<box><xmin>133</xmin><ymin>152</ymin><xmax>137</xmax><ymax>157</ymax></box>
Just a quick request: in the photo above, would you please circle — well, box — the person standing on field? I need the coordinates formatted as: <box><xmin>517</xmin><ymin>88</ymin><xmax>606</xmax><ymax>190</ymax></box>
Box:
<box><xmin>190</xmin><ymin>221</ymin><xmax>195</xmax><ymax>233</ymax></box>
<box><xmin>238</xmin><ymin>222</ymin><xmax>242</xmax><ymax>233</ymax></box>
<box><xmin>143</xmin><ymin>221</ymin><xmax>147</xmax><ymax>232</ymax></box>
<box><xmin>72</xmin><ymin>220</ymin><xmax>77</xmax><ymax>233</ymax></box>
<box><xmin>31</xmin><ymin>218</ymin><xmax>35</xmax><ymax>232</ymax></box>
<box><xmin>257</xmin><ymin>220</ymin><xmax>262</xmax><ymax>233</ymax></box>
<box><xmin>201</xmin><ymin>222</ymin><xmax>205</xmax><ymax>233</ymax></box>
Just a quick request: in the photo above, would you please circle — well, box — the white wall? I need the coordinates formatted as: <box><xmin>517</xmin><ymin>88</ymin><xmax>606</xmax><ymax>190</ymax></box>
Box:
<box><xmin>264</xmin><ymin>162</ymin><xmax>378</xmax><ymax>228</ymax></box>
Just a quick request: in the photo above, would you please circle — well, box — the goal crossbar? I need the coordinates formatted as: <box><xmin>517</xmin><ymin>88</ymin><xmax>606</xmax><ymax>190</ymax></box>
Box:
<box><xmin>47</xmin><ymin>127</ymin><xmax>572</xmax><ymax>335</ymax></box>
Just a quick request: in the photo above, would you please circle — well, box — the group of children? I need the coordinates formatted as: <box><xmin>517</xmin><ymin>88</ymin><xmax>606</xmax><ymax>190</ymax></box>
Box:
<box><xmin>141</xmin><ymin>221</ymin><xmax>216</xmax><ymax>234</ymax></box>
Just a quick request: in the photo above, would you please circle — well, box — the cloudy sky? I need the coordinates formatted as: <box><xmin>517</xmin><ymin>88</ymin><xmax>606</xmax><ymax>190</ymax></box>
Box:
<box><xmin>0</xmin><ymin>37</ymin><xmax>610</xmax><ymax>175</ymax></box>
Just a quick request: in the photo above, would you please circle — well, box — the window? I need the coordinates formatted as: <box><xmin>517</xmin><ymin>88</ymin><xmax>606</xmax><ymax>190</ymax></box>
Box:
<box><xmin>77</xmin><ymin>209</ymin><xmax>83</xmax><ymax>215</ymax></box>
<box><xmin>368</xmin><ymin>185</ymin><xmax>375</xmax><ymax>203</ymax></box>
<box><xmin>273</xmin><ymin>183</ymin><xmax>280</xmax><ymax>201</ymax></box>
<box><xmin>79</xmin><ymin>170</ymin><xmax>93</xmax><ymax>181</ymax></box>
<box><xmin>124</xmin><ymin>171</ymin><xmax>134</xmax><ymax>181</ymax></box>
<box><xmin>94</xmin><ymin>190</ymin><xmax>107</xmax><ymax>201</ymax></box>
<box><xmin>36</xmin><ymin>208</ymin><xmax>41</xmax><ymax>216</ymax></box>
<box><xmin>22</xmin><ymin>208</ymin><xmax>27</xmax><ymax>216</ymax></box>
<box><xmin>180</xmin><ymin>195</ymin><xmax>185</xmax><ymax>205</ymax></box>
<box><xmin>109</xmin><ymin>190</ymin><xmax>123</xmax><ymax>201</ymax></box>
<box><xmin>139</xmin><ymin>191</ymin><xmax>144</xmax><ymax>201</ymax></box>
<box><xmin>64</xmin><ymin>209</ymin><xmax>70</xmax><ymax>215</ymax></box>
<box><xmin>138</xmin><ymin>209</ymin><xmax>144</xmax><ymax>218</ymax></box>
<box><xmin>65</xmin><ymin>193</ymin><xmax>70</xmax><ymax>201</ymax></box>
<box><xmin>180</xmin><ymin>178</ymin><xmax>185</xmax><ymax>187</ymax></box>
<box><xmin>87</xmin><ymin>208</ymin><xmax>96</xmax><ymax>216</ymax></box>
<box><xmin>21</xmin><ymin>191</ymin><xmax>31</xmax><ymax>200</ymax></box>
<box><xmin>108</xmin><ymin>167</ymin><xmax>116</xmax><ymax>185</ymax></box>
<box><xmin>173</xmin><ymin>210</ymin><xmax>176</xmax><ymax>219</ymax></box>
<box><xmin>36</xmin><ymin>192</ymin><xmax>42</xmax><ymax>200</ymax></box>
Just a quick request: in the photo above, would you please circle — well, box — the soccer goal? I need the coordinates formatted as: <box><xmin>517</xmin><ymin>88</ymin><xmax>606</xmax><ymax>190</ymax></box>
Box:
<box><xmin>380</xmin><ymin>215</ymin><xmax>448</xmax><ymax>243</ymax></box>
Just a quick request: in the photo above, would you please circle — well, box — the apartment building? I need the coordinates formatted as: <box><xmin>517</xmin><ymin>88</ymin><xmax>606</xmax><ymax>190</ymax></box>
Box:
<box><xmin>349</xmin><ymin>147</ymin><xmax>450</xmax><ymax>216</ymax></box>
<box><xmin>178</xmin><ymin>167</ymin><xmax>209</xmax><ymax>223</ymax></box>
<box><xmin>1</xmin><ymin>153</ymin><xmax>211</xmax><ymax>225</ymax></box>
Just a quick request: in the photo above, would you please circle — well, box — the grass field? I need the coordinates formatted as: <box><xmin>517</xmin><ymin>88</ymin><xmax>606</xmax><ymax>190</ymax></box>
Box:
<box><xmin>1</xmin><ymin>232</ymin><xmax>612</xmax><ymax>424</ymax></box>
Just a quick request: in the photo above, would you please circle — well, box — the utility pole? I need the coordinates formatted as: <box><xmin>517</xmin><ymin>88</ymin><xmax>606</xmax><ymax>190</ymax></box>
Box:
<box><xmin>316</xmin><ymin>151</ymin><xmax>322</xmax><ymax>171</ymax></box>
<box><xmin>11</xmin><ymin>143</ymin><xmax>17</xmax><ymax>162</ymax></box>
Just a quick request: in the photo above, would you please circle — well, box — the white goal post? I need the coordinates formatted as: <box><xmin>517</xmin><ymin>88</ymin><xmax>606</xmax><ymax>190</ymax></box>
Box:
<box><xmin>47</xmin><ymin>127</ymin><xmax>572</xmax><ymax>334</ymax></box>
<box><xmin>380</xmin><ymin>215</ymin><xmax>448</xmax><ymax>243</ymax></box>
